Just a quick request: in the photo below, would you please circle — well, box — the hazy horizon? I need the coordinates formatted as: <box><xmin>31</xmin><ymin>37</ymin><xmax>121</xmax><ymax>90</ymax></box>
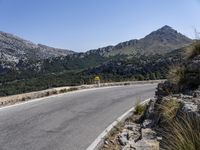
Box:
<box><xmin>0</xmin><ymin>0</ymin><xmax>200</xmax><ymax>52</ymax></box>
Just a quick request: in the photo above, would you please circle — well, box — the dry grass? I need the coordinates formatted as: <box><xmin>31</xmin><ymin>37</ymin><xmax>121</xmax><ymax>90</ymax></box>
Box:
<box><xmin>134</xmin><ymin>102</ymin><xmax>147</xmax><ymax>115</ymax></box>
<box><xmin>167</xmin><ymin>65</ymin><xmax>185</xmax><ymax>85</ymax></box>
<box><xmin>160</xmin><ymin>112</ymin><xmax>200</xmax><ymax>150</ymax></box>
<box><xmin>157</xmin><ymin>98</ymin><xmax>200</xmax><ymax>150</ymax></box>
<box><xmin>158</xmin><ymin>98</ymin><xmax>181</xmax><ymax>123</ymax></box>
<box><xmin>186</xmin><ymin>41</ymin><xmax>200</xmax><ymax>59</ymax></box>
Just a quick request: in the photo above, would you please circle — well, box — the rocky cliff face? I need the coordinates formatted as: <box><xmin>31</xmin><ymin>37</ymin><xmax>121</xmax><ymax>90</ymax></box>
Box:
<box><xmin>0</xmin><ymin>31</ymin><xmax>75</xmax><ymax>71</ymax></box>
<box><xmin>156</xmin><ymin>41</ymin><xmax>200</xmax><ymax>95</ymax></box>
<box><xmin>184</xmin><ymin>54</ymin><xmax>200</xmax><ymax>90</ymax></box>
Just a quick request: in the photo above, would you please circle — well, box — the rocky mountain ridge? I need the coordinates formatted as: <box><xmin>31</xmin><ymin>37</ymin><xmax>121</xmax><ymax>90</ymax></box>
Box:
<box><xmin>0</xmin><ymin>31</ymin><xmax>75</xmax><ymax>71</ymax></box>
<box><xmin>0</xmin><ymin>26</ymin><xmax>193</xmax><ymax>72</ymax></box>
<box><xmin>86</xmin><ymin>25</ymin><xmax>192</xmax><ymax>57</ymax></box>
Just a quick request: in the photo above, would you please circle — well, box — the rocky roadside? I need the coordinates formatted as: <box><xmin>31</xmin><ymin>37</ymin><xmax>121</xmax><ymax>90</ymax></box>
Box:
<box><xmin>100</xmin><ymin>41</ymin><xmax>200</xmax><ymax>150</ymax></box>
<box><xmin>100</xmin><ymin>88</ymin><xmax>200</xmax><ymax>150</ymax></box>
<box><xmin>100</xmin><ymin>99</ymin><xmax>160</xmax><ymax>150</ymax></box>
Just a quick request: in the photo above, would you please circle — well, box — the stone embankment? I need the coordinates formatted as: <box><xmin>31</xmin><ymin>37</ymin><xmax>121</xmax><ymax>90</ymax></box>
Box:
<box><xmin>100</xmin><ymin>87</ymin><xmax>200</xmax><ymax>150</ymax></box>
<box><xmin>100</xmin><ymin>99</ymin><xmax>160</xmax><ymax>150</ymax></box>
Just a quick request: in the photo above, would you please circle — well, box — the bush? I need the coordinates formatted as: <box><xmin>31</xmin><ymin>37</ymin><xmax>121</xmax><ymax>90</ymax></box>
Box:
<box><xmin>45</xmin><ymin>91</ymin><xmax>50</xmax><ymax>96</ymax></box>
<box><xmin>68</xmin><ymin>87</ymin><xmax>78</xmax><ymax>92</ymax></box>
<box><xmin>134</xmin><ymin>103</ymin><xmax>146</xmax><ymax>115</ymax></box>
<box><xmin>51</xmin><ymin>90</ymin><xmax>58</xmax><ymax>95</ymax></box>
<box><xmin>167</xmin><ymin>65</ymin><xmax>185</xmax><ymax>85</ymax></box>
<box><xmin>59</xmin><ymin>89</ymin><xmax>68</xmax><ymax>93</ymax></box>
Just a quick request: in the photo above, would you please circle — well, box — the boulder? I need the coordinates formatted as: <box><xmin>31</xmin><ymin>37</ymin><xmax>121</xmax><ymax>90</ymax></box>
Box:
<box><xmin>156</xmin><ymin>81</ymin><xmax>179</xmax><ymax>98</ymax></box>
<box><xmin>134</xmin><ymin>140</ymin><xmax>159</xmax><ymax>150</ymax></box>
<box><xmin>118</xmin><ymin>131</ymin><xmax>129</xmax><ymax>146</ymax></box>
<box><xmin>141</xmin><ymin>128</ymin><xmax>157</xmax><ymax>140</ymax></box>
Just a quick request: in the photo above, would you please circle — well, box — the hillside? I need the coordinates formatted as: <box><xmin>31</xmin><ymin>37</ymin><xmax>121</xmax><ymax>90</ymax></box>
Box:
<box><xmin>0</xmin><ymin>26</ymin><xmax>192</xmax><ymax>74</ymax></box>
<box><xmin>99</xmin><ymin>42</ymin><xmax>200</xmax><ymax>150</ymax></box>
<box><xmin>86</xmin><ymin>25</ymin><xmax>192</xmax><ymax>57</ymax></box>
<box><xmin>0</xmin><ymin>31</ymin><xmax>75</xmax><ymax>73</ymax></box>
<box><xmin>33</xmin><ymin>25</ymin><xmax>193</xmax><ymax>74</ymax></box>
<box><xmin>0</xmin><ymin>25</ymin><xmax>194</xmax><ymax>96</ymax></box>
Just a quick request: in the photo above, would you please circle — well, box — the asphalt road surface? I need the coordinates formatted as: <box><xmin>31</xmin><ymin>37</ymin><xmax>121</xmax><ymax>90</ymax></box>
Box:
<box><xmin>0</xmin><ymin>84</ymin><xmax>157</xmax><ymax>150</ymax></box>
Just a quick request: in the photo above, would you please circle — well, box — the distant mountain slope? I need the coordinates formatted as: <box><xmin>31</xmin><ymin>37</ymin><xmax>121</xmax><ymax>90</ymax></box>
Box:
<box><xmin>0</xmin><ymin>31</ymin><xmax>75</xmax><ymax>71</ymax></box>
<box><xmin>84</xmin><ymin>46</ymin><xmax>187</xmax><ymax>81</ymax></box>
<box><xmin>86</xmin><ymin>25</ymin><xmax>192</xmax><ymax>57</ymax></box>
<box><xmin>0</xmin><ymin>25</ymin><xmax>193</xmax><ymax>74</ymax></box>
<box><xmin>0</xmin><ymin>26</ymin><xmax>195</xmax><ymax>96</ymax></box>
<box><xmin>0</xmin><ymin>44</ymin><xmax>190</xmax><ymax>96</ymax></box>
<box><xmin>39</xmin><ymin>25</ymin><xmax>192</xmax><ymax>74</ymax></box>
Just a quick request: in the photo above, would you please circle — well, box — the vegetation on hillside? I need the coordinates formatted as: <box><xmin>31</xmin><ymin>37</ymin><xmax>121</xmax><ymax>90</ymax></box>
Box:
<box><xmin>155</xmin><ymin>41</ymin><xmax>200</xmax><ymax>150</ymax></box>
<box><xmin>0</xmin><ymin>44</ymin><xmax>187</xmax><ymax>96</ymax></box>
<box><xmin>166</xmin><ymin>41</ymin><xmax>200</xmax><ymax>92</ymax></box>
<box><xmin>0</xmin><ymin>26</ymin><xmax>193</xmax><ymax>97</ymax></box>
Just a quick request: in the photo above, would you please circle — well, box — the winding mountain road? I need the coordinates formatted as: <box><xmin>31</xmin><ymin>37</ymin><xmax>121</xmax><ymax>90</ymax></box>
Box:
<box><xmin>0</xmin><ymin>83</ymin><xmax>157</xmax><ymax>150</ymax></box>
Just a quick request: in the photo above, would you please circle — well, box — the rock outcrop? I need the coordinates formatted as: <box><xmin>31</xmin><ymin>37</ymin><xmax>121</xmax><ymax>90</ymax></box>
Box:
<box><xmin>0</xmin><ymin>31</ymin><xmax>75</xmax><ymax>71</ymax></box>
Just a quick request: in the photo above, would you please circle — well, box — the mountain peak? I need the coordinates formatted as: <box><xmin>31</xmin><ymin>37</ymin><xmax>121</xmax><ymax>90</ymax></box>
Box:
<box><xmin>138</xmin><ymin>25</ymin><xmax>192</xmax><ymax>55</ymax></box>
<box><xmin>160</xmin><ymin>25</ymin><xmax>173</xmax><ymax>30</ymax></box>
<box><xmin>144</xmin><ymin>25</ymin><xmax>190</xmax><ymax>40</ymax></box>
<box><xmin>155</xmin><ymin>25</ymin><xmax>178</xmax><ymax>34</ymax></box>
<box><xmin>151</xmin><ymin>25</ymin><xmax>178</xmax><ymax>35</ymax></box>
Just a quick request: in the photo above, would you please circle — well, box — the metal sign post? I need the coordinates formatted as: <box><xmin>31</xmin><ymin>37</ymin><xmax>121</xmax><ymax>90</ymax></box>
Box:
<box><xmin>94</xmin><ymin>76</ymin><xmax>100</xmax><ymax>87</ymax></box>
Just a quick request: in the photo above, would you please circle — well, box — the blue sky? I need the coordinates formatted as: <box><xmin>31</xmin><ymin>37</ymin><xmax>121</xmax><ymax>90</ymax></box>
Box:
<box><xmin>0</xmin><ymin>0</ymin><xmax>200</xmax><ymax>52</ymax></box>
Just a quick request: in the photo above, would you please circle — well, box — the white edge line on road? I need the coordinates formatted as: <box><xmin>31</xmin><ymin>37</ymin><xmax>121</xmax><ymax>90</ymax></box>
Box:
<box><xmin>0</xmin><ymin>85</ymin><xmax>146</xmax><ymax>111</ymax></box>
<box><xmin>86</xmin><ymin>98</ymin><xmax>151</xmax><ymax>150</ymax></box>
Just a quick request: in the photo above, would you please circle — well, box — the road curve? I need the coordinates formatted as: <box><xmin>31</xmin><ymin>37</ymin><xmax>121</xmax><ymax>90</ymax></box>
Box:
<box><xmin>0</xmin><ymin>84</ymin><xmax>157</xmax><ymax>150</ymax></box>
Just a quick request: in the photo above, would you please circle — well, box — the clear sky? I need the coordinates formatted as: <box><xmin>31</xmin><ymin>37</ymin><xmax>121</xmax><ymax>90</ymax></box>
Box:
<box><xmin>0</xmin><ymin>0</ymin><xmax>200</xmax><ymax>52</ymax></box>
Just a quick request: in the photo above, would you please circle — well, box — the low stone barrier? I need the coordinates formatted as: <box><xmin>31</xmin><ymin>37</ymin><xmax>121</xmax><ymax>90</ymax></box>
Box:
<box><xmin>0</xmin><ymin>80</ymin><xmax>164</xmax><ymax>107</ymax></box>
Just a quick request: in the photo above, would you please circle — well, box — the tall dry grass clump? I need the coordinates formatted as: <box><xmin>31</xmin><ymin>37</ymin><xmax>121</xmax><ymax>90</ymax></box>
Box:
<box><xmin>158</xmin><ymin>98</ymin><xmax>181</xmax><ymax>123</ymax></box>
<box><xmin>160</xmin><ymin>112</ymin><xmax>200</xmax><ymax>150</ymax></box>
<box><xmin>156</xmin><ymin>98</ymin><xmax>200</xmax><ymax>150</ymax></box>
<box><xmin>167</xmin><ymin>65</ymin><xmax>185</xmax><ymax>85</ymax></box>
<box><xmin>186</xmin><ymin>41</ymin><xmax>200</xmax><ymax>59</ymax></box>
<box><xmin>134</xmin><ymin>101</ymin><xmax>147</xmax><ymax>115</ymax></box>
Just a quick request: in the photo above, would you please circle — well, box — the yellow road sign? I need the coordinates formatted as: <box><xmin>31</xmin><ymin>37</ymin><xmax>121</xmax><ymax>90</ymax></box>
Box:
<box><xmin>94</xmin><ymin>76</ymin><xmax>100</xmax><ymax>81</ymax></box>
